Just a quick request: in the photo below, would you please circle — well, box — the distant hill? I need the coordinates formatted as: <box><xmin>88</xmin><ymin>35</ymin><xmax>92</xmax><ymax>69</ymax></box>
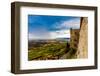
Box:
<box><xmin>28</xmin><ymin>38</ymin><xmax>70</xmax><ymax>48</ymax></box>
<box><xmin>29</xmin><ymin>38</ymin><xmax>70</xmax><ymax>42</ymax></box>
<box><xmin>29</xmin><ymin>38</ymin><xmax>70</xmax><ymax>43</ymax></box>
<box><xmin>55</xmin><ymin>38</ymin><xmax>70</xmax><ymax>42</ymax></box>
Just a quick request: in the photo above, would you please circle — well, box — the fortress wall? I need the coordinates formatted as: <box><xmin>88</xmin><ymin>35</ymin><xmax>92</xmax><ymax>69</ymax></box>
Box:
<box><xmin>76</xmin><ymin>17</ymin><xmax>88</xmax><ymax>58</ymax></box>
<box><xmin>70</xmin><ymin>29</ymin><xmax>80</xmax><ymax>50</ymax></box>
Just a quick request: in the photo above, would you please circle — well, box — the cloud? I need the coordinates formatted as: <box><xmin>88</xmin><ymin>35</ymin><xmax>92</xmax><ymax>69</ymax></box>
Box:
<box><xmin>28</xmin><ymin>27</ymin><xmax>51</xmax><ymax>40</ymax></box>
<box><xmin>54</xmin><ymin>18</ymin><xmax>80</xmax><ymax>30</ymax></box>
<box><xmin>29</xmin><ymin>29</ymin><xmax>70</xmax><ymax>40</ymax></box>
<box><xmin>50</xmin><ymin>30</ymin><xmax>70</xmax><ymax>39</ymax></box>
<box><xmin>28</xmin><ymin>32</ymin><xmax>51</xmax><ymax>40</ymax></box>
<box><xmin>28</xmin><ymin>17</ymin><xmax>80</xmax><ymax>40</ymax></box>
<box><xmin>28</xmin><ymin>33</ymin><xmax>50</xmax><ymax>40</ymax></box>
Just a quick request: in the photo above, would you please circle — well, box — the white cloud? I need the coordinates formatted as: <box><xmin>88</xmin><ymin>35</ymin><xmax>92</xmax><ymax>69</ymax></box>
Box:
<box><xmin>28</xmin><ymin>33</ymin><xmax>36</xmax><ymax>40</ymax></box>
<box><xmin>29</xmin><ymin>29</ymin><xmax>70</xmax><ymax>40</ymax></box>
<box><xmin>54</xmin><ymin>18</ymin><xmax>80</xmax><ymax>29</ymax></box>
<box><xmin>50</xmin><ymin>30</ymin><xmax>70</xmax><ymax>39</ymax></box>
<box><xmin>28</xmin><ymin>18</ymin><xmax>80</xmax><ymax>40</ymax></box>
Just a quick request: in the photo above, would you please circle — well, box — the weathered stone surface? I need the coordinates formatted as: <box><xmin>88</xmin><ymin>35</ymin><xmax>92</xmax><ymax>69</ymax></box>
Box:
<box><xmin>70</xmin><ymin>29</ymin><xmax>80</xmax><ymax>50</ymax></box>
<box><xmin>70</xmin><ymin>17</ymin><xmax>88</xmax><ymax>58</ymax></box>
<box><xmin>76</xmin><ymin>17</ymin><xmax>88</xmax><ymax>58</ymax></box>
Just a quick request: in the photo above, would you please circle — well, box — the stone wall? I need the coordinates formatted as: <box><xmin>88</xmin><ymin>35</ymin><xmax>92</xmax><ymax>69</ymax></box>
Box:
<box><xmin>76</xmin><ymin>17</ymin><xmax>88</xmax><ymax>58</ymax></box>
<box><xmin>70</xmin><ymin>29</ymin><xmax>80</xmax><ymax>50</ymax></box>
<box><xmin>70</xmin><ymin>17</ymin><xmax>88</xmax><ymax>58</ymax></box>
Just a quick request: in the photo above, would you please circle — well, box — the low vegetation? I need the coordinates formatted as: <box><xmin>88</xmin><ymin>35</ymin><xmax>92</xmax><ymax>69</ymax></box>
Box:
<box><xmin>28</xmin><ymin>40</ymin><xmax>77</xmax><ymax>60</ymax></box>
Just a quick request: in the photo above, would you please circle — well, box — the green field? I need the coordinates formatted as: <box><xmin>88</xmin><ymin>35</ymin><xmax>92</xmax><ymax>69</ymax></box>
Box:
<box><xmin>28</xmin><ymin>40</ymin><xmax>77</xmax><ymax>61</ymax></box>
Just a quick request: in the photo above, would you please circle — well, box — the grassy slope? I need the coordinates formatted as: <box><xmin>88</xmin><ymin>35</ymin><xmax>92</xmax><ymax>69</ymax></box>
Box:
<box><xmin>28</xmin><ymin>42</ymin><xmax>67</xmax><ymax>60</ymax></box>
<box><xmin>28</xmin><ymin>41</ymin><xmax>77</xmax><ymax>60</ymax></box>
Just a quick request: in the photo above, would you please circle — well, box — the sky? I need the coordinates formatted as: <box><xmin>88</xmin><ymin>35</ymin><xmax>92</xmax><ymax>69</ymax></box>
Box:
<box><xmin>28</xmin><ymin>15</ymin><xmax>80</xmax><ymax>40</ymax></box>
